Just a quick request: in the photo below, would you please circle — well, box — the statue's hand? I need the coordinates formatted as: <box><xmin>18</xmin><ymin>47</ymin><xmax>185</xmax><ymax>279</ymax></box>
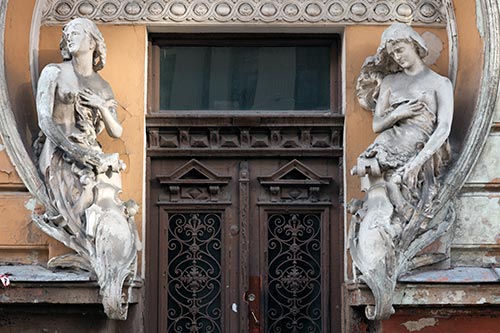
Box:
<box><xmin>79</xmin><ymin>89</ymin><xmax>107</xmax><ymax>111</ymax></box>
<box><xmin>392</xmin><ymin>100</ymin><xmax>425</xmax><ymax>121</ymax></box>
<box><xmin>94</xmin><ymin>153</ymin><xmax>122</xmax><ymax>174</ymax></box>
<box><xmin>78</xmin><ymin>150</ymin><xmax>104</xmax><ymax>168</ymax></box>
<box><xmin>403</xmin><ymin>160</ymin><xmax>422</xmax><ymax>189</ymax></box>
<box><xmin>106</xmin><ymin>99</ymin><xmax>118</xmax><ymax>110</ymax></box>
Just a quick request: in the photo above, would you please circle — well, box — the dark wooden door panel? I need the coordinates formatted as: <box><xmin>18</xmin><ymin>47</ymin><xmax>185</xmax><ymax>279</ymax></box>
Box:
<box><xmin>147</xmin><ymin>116</ymin><xmax>343</xmax><ymax>333</ymax></box>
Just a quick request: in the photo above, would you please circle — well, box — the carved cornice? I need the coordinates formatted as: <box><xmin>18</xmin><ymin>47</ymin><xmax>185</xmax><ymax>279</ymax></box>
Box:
<box><xmin>41</xmin><ymin>0</ymin><xmax>446</xmax><ymax>26</ymax></box>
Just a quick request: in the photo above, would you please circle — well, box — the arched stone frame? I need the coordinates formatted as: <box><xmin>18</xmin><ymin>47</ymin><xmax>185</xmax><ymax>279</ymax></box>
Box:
<box><xmin>1</xmin><ymin>0</ymin><xmax>499</xmax><ymax>323</ymax></box>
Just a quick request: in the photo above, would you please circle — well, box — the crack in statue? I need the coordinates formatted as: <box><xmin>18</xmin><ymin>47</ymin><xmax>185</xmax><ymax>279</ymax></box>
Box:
<box><xmin>33</xmin><ymin>18</ymin><xmax>140</xmax><ymax>320</ymax></box>
<box><xmin>349</xmin><ymin>23</ymin><xmax>455</xmax><ymax>320</ymax></box>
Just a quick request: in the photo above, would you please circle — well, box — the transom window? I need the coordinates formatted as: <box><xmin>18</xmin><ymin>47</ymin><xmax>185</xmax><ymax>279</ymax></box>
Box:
<box><xmin>149</xmin><ymin>34</ymin><xmax>340</xmax><ymax>113</ymax></box>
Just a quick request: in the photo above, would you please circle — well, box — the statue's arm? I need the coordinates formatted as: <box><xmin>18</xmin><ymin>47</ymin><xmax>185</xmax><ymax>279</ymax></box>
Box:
<box><xmin>372</xmin><ymin>81</ymin><xmax>394</xmax><ymax>133</ymax></box>
<box><xmin>36</xmin><ymin>65</ymin><xmax>101</xmax><ymax>166</ymax></box>
<box><xmin>403</xmin><ymin>77</ymin><xmax>454</xmax><ymax>187</ymax></box>
<box><xmin>100</xmin><ymin>98</ymin><xmax>122</xmax><ymax>138</ymax></box>
<box><xmin>372</xmin><ymin>77</ymin><xmax>426</xmax><ymax>133</ymax></box>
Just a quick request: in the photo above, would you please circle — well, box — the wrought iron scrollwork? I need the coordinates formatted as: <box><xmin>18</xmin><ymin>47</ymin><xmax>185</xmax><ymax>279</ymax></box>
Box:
<box><xmin>167</xmin><ymin>213</ymin><xmax>222</xmax><ymax>333</ymax></box>
<box><xmin>267</xmin><ymin>213</ymin><xmax>322</xmax><ymax>333</ymax></box>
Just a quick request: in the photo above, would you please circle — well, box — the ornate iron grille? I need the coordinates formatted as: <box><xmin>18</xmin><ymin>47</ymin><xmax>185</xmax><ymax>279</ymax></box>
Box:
<box><xmin>167</xmin><ymin>213</ymin><xmax>222</xmax><ymax>333</ymax></box>
<box><xmin>267</xmin><ymin>213</ymin><xmax>322</xmax><ymax>333</ymax></box>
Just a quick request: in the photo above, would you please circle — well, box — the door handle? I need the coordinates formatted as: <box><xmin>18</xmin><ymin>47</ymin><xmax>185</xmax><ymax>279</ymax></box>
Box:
<box><xmin>250</xmin><ymin>310</ymin><xmax>260</xmax><ymax>325</ymax></box>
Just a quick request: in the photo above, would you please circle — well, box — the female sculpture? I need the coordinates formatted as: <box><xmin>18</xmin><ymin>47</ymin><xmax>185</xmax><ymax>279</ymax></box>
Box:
<box><xmin>350</xmin><ymin>23</ymin><xmax>454</xmax><ymax>320</ymax></box>
<box><xmin>34</xmin><ymin>18</ymin><xmax>140</xmax><ymax>320</ymax></box>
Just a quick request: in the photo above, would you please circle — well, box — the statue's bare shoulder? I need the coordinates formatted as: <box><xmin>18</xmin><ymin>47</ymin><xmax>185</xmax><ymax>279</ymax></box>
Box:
<box><xmin>38</xmin><ymin>63</ymin><xmax>61</xmax><ymax>85</ymax></box>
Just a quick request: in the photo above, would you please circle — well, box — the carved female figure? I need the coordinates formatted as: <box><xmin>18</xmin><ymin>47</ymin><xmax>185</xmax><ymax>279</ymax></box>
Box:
<box><xmin>34</xmin><ymin>18</ymin><xmax>139</xmax><ymax>320</ymax></box>
<box><xmin>350</xmin><ymin>23</ymin><xmax>454</xmax><ymax>320</ymax></box>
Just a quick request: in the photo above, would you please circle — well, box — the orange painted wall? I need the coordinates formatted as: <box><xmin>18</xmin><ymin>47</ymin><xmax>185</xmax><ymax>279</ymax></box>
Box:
<box><xmin>344</xmin><ymin>25</ymin><xmax>450</xmax><ymax>208</ymax></box>
<box><xmin>343</xmin><ymin>0</ymin><xmax>483</xmax><ymax>282</ymax></box>
<box><xmin>451</xmin><ymin>0</ymin><xmax>484</xmax><ymax>146</ymax></box>
<box><xmin>344</xmin><ymin>1</ymin><xmax>484</xmax><ymax>206</ymax></box>
<box><xmin>0</xmin><ymin>0</ymin><xmax>486</xmax><ymax>292</ymax></box>
<box><xmin>2</xmin><ymin>1</ymin><xmax>146</xmax><ymax>263</ymax></box>
<box><xmin>353</xmin><ymin>307</ymin><xmax>500</xmax><ymax>333</ymax></box>
<box><xmin>1</xmin><ymin>0</ymin><xmax>52</xmax><ymax>264</ymax></box>
<box><xmin>3</xmin><ymin>0</ymin><xmax>35</xmax><ymax>188</ymax></box>
<box><xmin>38</xmin><ymin>24</ymin><xmax>147</xmax><ymax>258</ymax></box>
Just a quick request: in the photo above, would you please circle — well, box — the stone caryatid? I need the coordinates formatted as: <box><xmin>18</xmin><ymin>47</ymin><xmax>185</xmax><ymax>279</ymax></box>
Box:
<box><xmin>349</xmin><ymin>23</ymin><xmax>455</xmax><ymax>320</ymax></box>
<box><xmin>33</xmin><ymin>18</ymin><xmax>140</xmax><ymax>320</ymax></box>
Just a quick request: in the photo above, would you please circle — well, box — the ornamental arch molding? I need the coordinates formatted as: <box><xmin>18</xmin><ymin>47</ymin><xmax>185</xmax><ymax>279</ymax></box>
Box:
<box><xmin>41</xmin><ymin>0</ymin><xmax>447</xmax><ymax>25</ymax></box>
<box><xmin>1</xmin><ymin>0</ymin><xmax>499</xmax><ymax>322</ymax></box>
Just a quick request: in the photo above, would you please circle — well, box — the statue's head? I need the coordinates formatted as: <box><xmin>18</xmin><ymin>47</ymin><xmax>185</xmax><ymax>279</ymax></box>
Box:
<box><xmin>60</xmin><ymin>18</ymin><xmax>106</xmax><ymax>72</ymax></box>
<box><xmin>377</xmin><ymin>23</ymin><xmax>428</xmax><ymax>70</ymax></box>
<box><xmin>356</xmin><ymin>23</ymin><xmax>429</xmax><ymax>111</ymax></box>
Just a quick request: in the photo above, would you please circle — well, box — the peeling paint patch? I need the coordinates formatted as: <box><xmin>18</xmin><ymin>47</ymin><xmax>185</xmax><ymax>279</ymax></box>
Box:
<box><xmin>446</xmin><ymin>290</ymin><xmax>466</xmax><ymax>303</ymax></box>
<box><xmin>422</xmin><ymin>31</ymin><xmax>443</xmax><ymax>66</ymax></box>
<box><xmin>402</xmin><ymin>318</ymin><xmax>438</xmax><ymax>332</ymax></box>
<box><xmin>0</xmin><ymin>144</ymin><xmax>5</xmax><ymax>151</ymax></box>
<box><xmin>24</xmin><ymin>197</ymin><xmax>37</xmax><ymax>211</ymax></box>
<box><xmin>477</xmin><ymin>297</ymin><xmax>487</xmax><ymax>304</ymax></box>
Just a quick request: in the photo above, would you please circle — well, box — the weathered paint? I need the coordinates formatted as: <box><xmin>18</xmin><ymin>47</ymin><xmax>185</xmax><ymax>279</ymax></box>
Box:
<box><xmin>450</xmin><ymin>0</ymin><xmax>484</xmax><ymax>148</ymax></box>
<box><xmin>0</xmin><ymin>265</ymin><xmax>92</xmax><ymax>282</ymax></box>
<box><xmin>465</xmin><ymin>134</ymin><xmax>500</xmax><ymax>184</ymax></box>
<box><xmin>451</xmin><ymin>246</ymin><xmax>500</xmax><ymax>267</ymax></box>
<box><xmin>382</xmin><ymin>308</ymin><xmax>500</xmax><ymax>333</ymax></box>
<box><xmin>400</xmin><ymin>266</ymin><xmax>500</xmax><ymax>283</ymax></box>
<box><xmin>0</xmin><ymin>193</ymin><xmax>49</xmax><ymax>264</ymax></box>
<box><xmin>454</xmin><ymin>194</ymin><xmax>500</xmax><ymax>244</ymax></box>
<box><xmin>349</xmin><ymin>282</ymin><xmax>500</xmax><ymax>306</ymax></box>
<box><xmin>402</xmin><ymin>318</ymin><xmax>438</xmax><ymax>332</ymax></box>
<box><xmin>1</xmin><ymin>0</ymin><xmax>36</xmax><ymax>190</ymax></box>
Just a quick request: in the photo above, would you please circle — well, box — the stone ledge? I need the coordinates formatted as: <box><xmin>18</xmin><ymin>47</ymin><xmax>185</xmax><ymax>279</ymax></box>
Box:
<box><xmin>348</xmin><ymin>267</ymin><xmax>500</xmax><ymax>307</ymax></box>
<box><xmin>0</xmin><ymin>265</ymin><xmax>142</xmax><ymax>304</ymax></box>
<box><xmin>348</xmin><ymin>283</ymin><xmax>500</xmax><ymax>306</ymax></box>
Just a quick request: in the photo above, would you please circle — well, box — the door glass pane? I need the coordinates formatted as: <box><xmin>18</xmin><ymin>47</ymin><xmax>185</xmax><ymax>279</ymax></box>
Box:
<box><xmin>267</xmin><ymin>213</ymin><xmax>322</xmax><ymax>332</ymax></box>
<box><xmin>159</xmin><ymin>46</ymin><xmax>330</xmax><ymax>111</ymax></box>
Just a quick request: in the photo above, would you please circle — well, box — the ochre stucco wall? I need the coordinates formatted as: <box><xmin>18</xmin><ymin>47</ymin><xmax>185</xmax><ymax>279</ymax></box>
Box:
<box><xmin>343</xmin><ymin>0</ymin><xmax>484</xmax><ymax>282</ymax></box>
<box><xmin>1</xmin><ymin>2</ymin><xmax>494</xmax><ymax>331</ymax></box>
<box><xmin>38</xmin><ymin>24</ymin><xmax>147</xmax><ymax>258</ymax></box>
<box><xmin>2</xmin><ymin>0</ymin><xmax>146</xmax><ymax>263</ymax></box>
<box><xmin>344</xmin><ymin>25</ymin><xmax>450</xmax><ymax>209</ymax></box>
<box><xmin>1</xmin><ymin>0</ymin><xmax>52</xmax><ymax>264</ymax></box>
<box><xmin>451</xmin><ymin>0</ymin><xmax>484</xmax><ymax>148</ymax></box>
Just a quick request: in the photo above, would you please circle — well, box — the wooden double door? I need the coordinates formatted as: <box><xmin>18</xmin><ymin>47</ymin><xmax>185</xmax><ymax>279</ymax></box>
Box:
<box><xmin>146</xmin><ymin>115</ymin><xmax>343</xmax><ymax>332</ymax></box>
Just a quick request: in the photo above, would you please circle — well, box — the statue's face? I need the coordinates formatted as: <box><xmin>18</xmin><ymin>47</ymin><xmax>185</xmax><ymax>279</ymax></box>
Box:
<box><xmin>386</xmin><ymin>40</ymin><xmax>419</xmax><ymax>70</ymax></box>
<box><xmin>64</xmin><ymin>24</ymin><xmax>94</xmax><ymax>56</ymax></box>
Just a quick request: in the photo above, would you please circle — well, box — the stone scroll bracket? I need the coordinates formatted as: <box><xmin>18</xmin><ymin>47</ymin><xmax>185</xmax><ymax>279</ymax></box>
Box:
<box><xmin>41</xmin><ymin>0</ymin><xmax>447</xmax><ymax>26</ymax></box>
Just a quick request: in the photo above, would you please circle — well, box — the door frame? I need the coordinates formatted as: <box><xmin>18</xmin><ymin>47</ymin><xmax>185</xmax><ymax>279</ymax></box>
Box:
<box><xmin>145</xmin><ymin>32</ymin><xmax>344</xmax><ymax>333</ymax></box>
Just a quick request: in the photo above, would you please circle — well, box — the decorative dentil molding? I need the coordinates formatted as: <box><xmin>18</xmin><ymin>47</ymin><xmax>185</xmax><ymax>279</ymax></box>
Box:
<box><xmin>148</xmin><ymin>125</ymin><xmax>342</xmax><ymax>152</ymax></box>
<box><xmin>42</xmin><ymin>0</ymin><xmax>446</xmax><ymax>26</ymax></box>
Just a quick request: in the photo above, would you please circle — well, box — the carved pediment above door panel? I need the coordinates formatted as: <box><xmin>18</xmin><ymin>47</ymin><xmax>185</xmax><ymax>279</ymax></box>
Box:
<box><xmin>156</xmin><ymin>159</ymin><xmax>231</xmax><ymax>203</ymax></box>
<box><xmin>258</xmin><ymin>160</ymin><xmax>332</xmax><ymax>203</ymax></box>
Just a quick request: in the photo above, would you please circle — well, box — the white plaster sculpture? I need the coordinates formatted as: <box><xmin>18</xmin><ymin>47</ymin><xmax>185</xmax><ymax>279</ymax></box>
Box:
<box><xmin>33</xmin><ymin>18</ymin><xmax>140</xmax><ymax>320</ymax></box>
<box><xmin>349</xmin><ymin>23</ymin><xmax>455</xmax><ymax>321</ymax></box>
